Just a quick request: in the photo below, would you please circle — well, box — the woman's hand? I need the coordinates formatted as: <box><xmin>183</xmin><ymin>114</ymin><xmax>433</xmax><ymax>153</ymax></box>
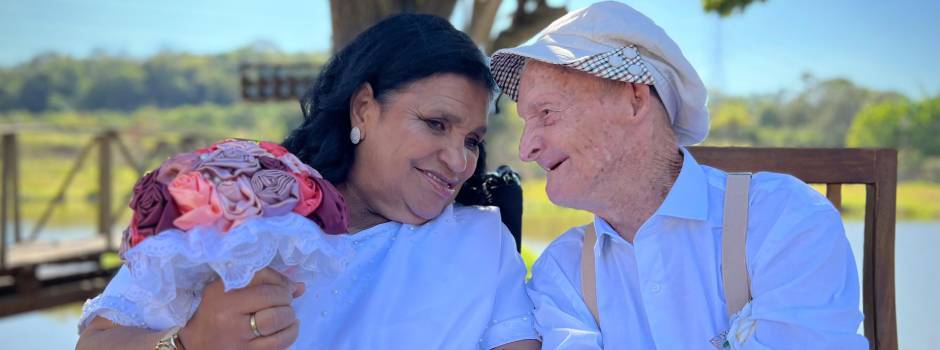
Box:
<box><xmin>178</xmin><ymin>268</ymin><xmax>306</xmax><ymax>350</ymax></box>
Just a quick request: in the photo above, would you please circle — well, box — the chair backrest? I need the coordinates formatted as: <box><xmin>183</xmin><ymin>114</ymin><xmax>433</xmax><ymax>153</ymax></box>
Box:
<box><xmin>689</xmin><ymin>146</ymin><xmax>898</xmax><ymax>350</ymax></box>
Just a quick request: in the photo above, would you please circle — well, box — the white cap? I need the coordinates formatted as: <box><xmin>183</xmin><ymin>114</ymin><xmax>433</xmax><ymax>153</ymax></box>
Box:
<box><xmin>490</xmin><ymin>1</ymin><xmax>709</xmax><ymax>145</ymax></box>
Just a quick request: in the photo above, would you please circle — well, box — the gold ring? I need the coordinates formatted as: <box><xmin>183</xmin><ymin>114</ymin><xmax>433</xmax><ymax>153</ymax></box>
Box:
<box><xmin>249</xmin><ymin>312</ymin><xmax>263</xmax><ymax>338</ymax></box>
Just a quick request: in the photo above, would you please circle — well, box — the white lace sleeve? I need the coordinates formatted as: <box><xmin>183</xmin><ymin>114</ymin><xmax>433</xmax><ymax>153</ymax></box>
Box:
<box><xmin>78</xmin><ymin>213</ymin><xmax>353</xmax><ymax>333</ymax></box>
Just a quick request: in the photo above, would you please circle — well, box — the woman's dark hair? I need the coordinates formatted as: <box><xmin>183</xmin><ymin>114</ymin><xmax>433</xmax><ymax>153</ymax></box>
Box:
<box><xmin>282</xmin><ymin>13</ymin><xmax>496</xmax><ymax>207</ymax></box>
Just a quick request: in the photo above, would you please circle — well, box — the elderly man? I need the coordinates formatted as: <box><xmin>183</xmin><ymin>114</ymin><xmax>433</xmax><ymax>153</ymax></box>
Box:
<box><xmin>490</xmin><ymin>2</ymin><xmax>868</xmax><ymax>349</ymax></box>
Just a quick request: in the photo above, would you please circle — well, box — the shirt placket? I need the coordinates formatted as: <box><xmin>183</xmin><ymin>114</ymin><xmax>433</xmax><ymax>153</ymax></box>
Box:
<box><xmin>634</xmin><ymin>221</ymin><xmax>669</xmax><ymax>349</ymax></box>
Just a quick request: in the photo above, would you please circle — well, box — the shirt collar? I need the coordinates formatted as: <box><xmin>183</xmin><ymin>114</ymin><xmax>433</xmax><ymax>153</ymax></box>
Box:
<box><xmin>593</xmin><ymin>146</ymin><xmax>709</xmax><ymax>240</ymax></box>
<box><xmin>656</xmin><ymin>146</ymin><xmax>709</xmax><ymax>221</ymax></box>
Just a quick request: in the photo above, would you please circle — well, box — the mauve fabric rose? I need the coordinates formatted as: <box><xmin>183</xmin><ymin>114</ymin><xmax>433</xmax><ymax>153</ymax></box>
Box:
<box><xmin>194</xmin><ymin>147</ymin><xmax>260</xmax><ymax>180</ymax></box>
<box><xmin>195</xmin><ymin>144</ymin><xmax>218</xmax><ymax>155</ymax></box>
<box><xmin>308</xmin><ymin>177</ymin><xmax>349</xmax><ymax>234</ymax></box>
<box><xmin>250</xmin><ymin>170</ymin><xmax>300</xmax><ymax>217</ymax></box>
<box><xmin>259</xmin><ymin>141</ymin><xmax>290</xmax><ymax>157</ymax></box>
<box><xmin>278</xmin><ymin>153</ymin><xmax>323</xmax><ymax>179</ymax></box>
<box><xmin>258</xmin><ymin>156</ymin><xmax>290</xmax><ymax>172</ymax></box>
<box><xmin>216</xmin><ymin>140</ymin><xmax>272</xmax><ymax>158</ymax></box>
<box><xmin>292</xmin><ymin>173</ymin><xmax>323</xmax><ymax>216</ymax></box>
<box><xmin>215</xmin><ymin>176</ymin><xmax>263</xmax><ymax>231</ymax></box>
<box><xmin>168</xmin><ymin>171</ymin><xmax>223</xmax><ymax>230</ymax></box>
<box><xmin>156</xmin><ymin>153</ymin><xmax>198</xmax><ymax>185</ymax></box>
<box><xmin>129</xmin><ymin>170</ymin><xmax>180</xmax><ymax>239</ymax></box>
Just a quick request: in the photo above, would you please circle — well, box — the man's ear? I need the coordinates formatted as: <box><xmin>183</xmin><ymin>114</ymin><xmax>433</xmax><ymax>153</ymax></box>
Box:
<box><xmin>629</xmin><ymin>83</ymin><xmax>656</xmax><ymax>120</ymax></box>
<box><xmin>349</xmin><ymin>82</ymin><xmax>379</xmax><ymax>129</ymax></box>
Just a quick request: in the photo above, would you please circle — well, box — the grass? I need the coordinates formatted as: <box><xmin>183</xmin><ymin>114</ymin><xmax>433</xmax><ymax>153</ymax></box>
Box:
<box><xmin>812</xmin><ymin>182</ymin><xmax>940</xmax><ymax>220</ymax></box>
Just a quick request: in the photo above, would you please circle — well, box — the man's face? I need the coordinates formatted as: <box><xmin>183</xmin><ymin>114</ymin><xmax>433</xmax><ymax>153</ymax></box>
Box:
<box><xmin>516</xmin><ymin>61</ymin><xmax>652</xmax><ymax>210</ymax></box>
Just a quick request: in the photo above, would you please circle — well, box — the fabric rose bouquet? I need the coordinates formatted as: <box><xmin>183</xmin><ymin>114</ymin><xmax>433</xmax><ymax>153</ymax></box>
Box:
<box><xmin>80</xmin><ymin>139</ymin><xmax>353</xmax><ymax>331</ymax></box>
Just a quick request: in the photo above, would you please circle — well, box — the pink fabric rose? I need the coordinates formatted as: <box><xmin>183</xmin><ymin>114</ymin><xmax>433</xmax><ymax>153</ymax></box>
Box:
<box><xmin>292</xmin><ymin>173</ymin><xmax>323</xmax><ymax>216</ymax></box>
<box><xmin>156</xmin><ymin>153</ymin><xmax>198</xmax><ymax>185</ymax></box>
<box><xmin>250</xmin><ymin>170</ymin><xmax>300</xmax><ymax>217</ymax></box>
<box><xmin>259</xmin><ymin>141</ymin><xmax>290</xmax><ymax>157</ymax></box>
<box><xmin>168</xmin><ymin>171</ymin><xmax>223</xmax><ymax>230</ymax></box>
<box><xmin>215</xmin><ymin>176</ymin><xmax>263</xmax><ymax>231</ymax></box>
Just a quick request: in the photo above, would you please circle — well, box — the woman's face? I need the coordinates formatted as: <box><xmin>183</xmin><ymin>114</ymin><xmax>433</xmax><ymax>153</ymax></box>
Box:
<box><xmin>348</xmin><ymin>73</ymin><xmax>490</xmax><ymax>225</ymax></box>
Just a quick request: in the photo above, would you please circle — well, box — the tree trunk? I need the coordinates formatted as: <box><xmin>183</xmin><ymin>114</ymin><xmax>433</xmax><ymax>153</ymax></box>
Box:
<box><xmin>489</xmin><ymin>0</ymin><xmax>565</xmax><ymax>52</ymax></box>
<box><xmin>467</xmin><ymin>0</ymin><xmax>503</xmax><ymax>53</ymax></box>
<box><xmin>329</xmin><ymin>0</ymin><xmax>458</xmax><ymax>52</ymax></box>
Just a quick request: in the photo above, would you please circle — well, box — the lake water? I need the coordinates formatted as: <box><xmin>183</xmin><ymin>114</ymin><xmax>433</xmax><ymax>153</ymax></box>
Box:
<box><xmin>1</xmin><ymin>221</ymin><xmax>937</xmax><ymax>349</ymax></box>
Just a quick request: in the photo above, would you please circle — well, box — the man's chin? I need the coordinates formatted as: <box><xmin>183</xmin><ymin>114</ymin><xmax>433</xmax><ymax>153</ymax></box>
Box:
<box><xmin>546</xmin><ymin>183</ymin><xmax>576</xmax><ymax>208</ymax></box>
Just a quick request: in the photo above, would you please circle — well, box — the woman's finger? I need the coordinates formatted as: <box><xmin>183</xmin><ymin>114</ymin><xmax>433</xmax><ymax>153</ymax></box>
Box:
<box><xmin>248</xmin><ymin>321</ymin><xmax>300</xmax><ymax>350</ymax></box>
<box><xmin>230</xmin><ymin>284</ymin><xmax>294</xmax><ymax>313</ymax></box>
<box><xmin>246</xmin><ymin>268</ymin><xmax>291</xmax><ymax>288</ymax></box>
<box><xmin>250</xmin><ymin>306</ymin><xmax>296</xmax><ymax>337</ymax></box>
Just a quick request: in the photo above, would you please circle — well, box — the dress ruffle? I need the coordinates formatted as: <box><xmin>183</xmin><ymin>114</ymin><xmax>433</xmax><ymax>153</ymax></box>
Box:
<box><xmin>79</xmin><ymin>213</ymin><xmax>353</xmax><ymax>332</ymax></box>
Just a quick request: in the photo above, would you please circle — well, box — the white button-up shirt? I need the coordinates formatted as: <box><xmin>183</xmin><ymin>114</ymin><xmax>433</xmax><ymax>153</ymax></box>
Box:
<box><xmin>527</xmin><ymin>147</ymin><xmax>868</xmax><ymax>349</ymax></box>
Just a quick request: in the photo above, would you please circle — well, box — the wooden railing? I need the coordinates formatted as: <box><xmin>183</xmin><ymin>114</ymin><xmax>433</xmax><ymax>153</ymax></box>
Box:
<box><xmin>0</xmin><ymin>129</ymin><xmax>211</xmax><ymax>316</ymax></box>
<box><xmin>689</xmin><ymin>146</ymin><xmax>898</xmax><ymax>350</ymax></box>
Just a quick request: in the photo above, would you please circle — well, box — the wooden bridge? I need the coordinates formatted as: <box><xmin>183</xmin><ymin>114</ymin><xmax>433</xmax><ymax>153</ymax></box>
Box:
<box><xmin>0</xmin><ymin>128</ymin><xmax>209</xmax><ymax>317</ymax></box>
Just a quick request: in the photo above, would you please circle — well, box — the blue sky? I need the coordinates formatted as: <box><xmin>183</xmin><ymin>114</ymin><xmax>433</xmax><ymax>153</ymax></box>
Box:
<box><xmin>2</xmin><ymin>0</ymin><xmax>938</xmax><ymax>98</ymax></box>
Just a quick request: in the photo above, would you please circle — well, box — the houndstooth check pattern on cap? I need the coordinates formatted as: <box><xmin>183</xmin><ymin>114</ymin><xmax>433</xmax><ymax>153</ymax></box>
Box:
<box><xmin>491</xmin><ymin>45</ymin><xmax>655</xmax><ymax>101</ymax></box>
<box><xmin>490</xmin><ymin>53</ymin><xmax>527</xmax><ymax>101</ymax></box>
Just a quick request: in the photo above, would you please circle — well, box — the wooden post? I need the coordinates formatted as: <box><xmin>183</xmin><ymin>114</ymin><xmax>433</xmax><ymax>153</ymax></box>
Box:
<box><xmin>826</xmin><ymin>183</ymin><xmax>842</xmax><ymax>211</ymax></box>
<box><xmin>0</xmin><ymin>133</ymin><xmax>10</xmax><ymax>270</ymax></box>
<box><xmin>98</xmin><ymin>131</ymin><xmax>114</xmax><ymax>249</ymax></box>
<box><xmin>862</xmin><ymin>149</ymin><xmax>898</xmax><ymax>350</ymax></box>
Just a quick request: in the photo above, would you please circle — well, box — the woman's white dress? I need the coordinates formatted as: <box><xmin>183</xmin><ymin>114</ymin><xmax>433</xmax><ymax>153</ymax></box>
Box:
<box><xmin>80</xmin><ymin>204</ymin><xmax>537</xmax><ymax>349</ymax></box>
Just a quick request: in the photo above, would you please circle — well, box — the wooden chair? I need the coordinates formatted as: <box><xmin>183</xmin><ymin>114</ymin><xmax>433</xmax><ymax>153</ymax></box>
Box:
<box><xmin>689</xmin><ymin>147</ymin><xmax>898</xmax><ymax>350</ymax></box>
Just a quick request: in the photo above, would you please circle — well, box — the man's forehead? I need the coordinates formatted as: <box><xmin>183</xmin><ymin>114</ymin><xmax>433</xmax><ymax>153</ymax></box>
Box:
<box><xmin>519</xmin><ymin>60</ymin><xmax>604</xmax><ymax>97</ymax></box>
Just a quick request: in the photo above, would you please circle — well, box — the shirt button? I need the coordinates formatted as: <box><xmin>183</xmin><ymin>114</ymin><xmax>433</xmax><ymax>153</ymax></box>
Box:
<box><xmin>608</xmin><ymin>54</ymin><xmax>625</xmax><ymax>67</ymax></box>
<box><xmin>650</xmin><ymin>283</ymin><xmax>662</xmax><ymax>293</ymax></box>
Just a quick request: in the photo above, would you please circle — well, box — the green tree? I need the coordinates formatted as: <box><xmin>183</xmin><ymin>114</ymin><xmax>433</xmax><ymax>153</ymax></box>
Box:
<box><xmin>845</xmin><ymin>98</ymin><xmax>912</xmax><ymax>149</ymax></box>
<box><xmin>911</xmin><ymin>96</ymin><xmax>940</xmax><ymax>156</ymax></box>
<box><xmin>709</xmin><ymin>98</ymin><xmax>755</xmax><ymax>144</ymax></box>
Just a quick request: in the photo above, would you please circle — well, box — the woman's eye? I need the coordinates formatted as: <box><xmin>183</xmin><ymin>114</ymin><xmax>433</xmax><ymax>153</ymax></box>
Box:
<box><xmin>465</xmin><ymin>137</ymin><xmax>481</xmax><ymax>150</ymax></box>
<box><xmin>423</xmin><ymin>119</ymin><xmax>446</xmax><ymax>131</ymax></box>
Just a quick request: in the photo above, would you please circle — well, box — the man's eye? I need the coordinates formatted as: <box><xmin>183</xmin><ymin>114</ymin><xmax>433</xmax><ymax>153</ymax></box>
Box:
<box><xmin>424</xmin><ymin>119</ymin><xmax>445</xmax><ymax>131</ymax></box>
<box><xmin>542</xmin><ymin>109</ymin><xmax>560</xmax><ymax>125</ymax></box>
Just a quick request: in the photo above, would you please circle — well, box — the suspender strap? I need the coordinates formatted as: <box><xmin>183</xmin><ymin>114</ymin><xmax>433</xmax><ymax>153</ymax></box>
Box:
<box><xmin>722</xmin><ymin>172</ymin><xmax>753</xmax><ymax>318</ymax></box>
<box><xmin>579</xmin><ymin>172</ymin><xmax>752</xmax><ymax>325</ymax></box>
<box><xmin>580</xmin><ymin>224</ymin><xmax>600</xmax><ymax>326</ymax></box>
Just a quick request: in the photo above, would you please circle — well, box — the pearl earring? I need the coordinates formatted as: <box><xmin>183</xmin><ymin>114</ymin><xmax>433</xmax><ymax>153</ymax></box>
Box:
<box><xmin>350</xmin><ymin>127</ymin><xmax>362</xmax><ymax>145</ymax></box>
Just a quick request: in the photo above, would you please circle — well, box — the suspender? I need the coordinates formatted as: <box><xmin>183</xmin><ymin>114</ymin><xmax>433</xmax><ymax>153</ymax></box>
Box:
<box><xmin>721</xmin><ymin>173</ymin><xmax>753</xmax><ymax>317</ymax></box>
<box><xmin>579</xmin><ymin>172</ymin><xmax>753</xmax><ymax>326</ymax></box>
<box><xmin>580</xmin><ymin>224</ymin><xmax>600</xmax><ymax>325</ymax></box>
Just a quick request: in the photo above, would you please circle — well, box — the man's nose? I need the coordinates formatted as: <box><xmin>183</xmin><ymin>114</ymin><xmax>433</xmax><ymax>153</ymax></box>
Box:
<box><xmin>519</xmin><ymin>125</ymin><xmax>544</xmax><ymax>162</ymax></box>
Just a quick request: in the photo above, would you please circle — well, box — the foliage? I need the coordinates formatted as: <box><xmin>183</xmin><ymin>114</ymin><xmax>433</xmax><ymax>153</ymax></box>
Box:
<box><xmin>702</xmin><ymin>0</ymin><xmax>767</xmax><ymax>16</ymax></box>
<box><xmin>0</xmin><ymin>44</ymin><xmax>326</xmax><ymax>113</ymax></box>
<box><xmin>705</xmin><ymin>75</ymin><xmax>939</xmax><ymax>181</ymax></box>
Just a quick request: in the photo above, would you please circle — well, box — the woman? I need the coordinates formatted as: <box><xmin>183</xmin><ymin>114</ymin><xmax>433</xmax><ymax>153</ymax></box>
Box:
<box><xmin>77</xmin><ymin>13</ymin><xmax>539</xmax><ymax>350</ymax></box>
